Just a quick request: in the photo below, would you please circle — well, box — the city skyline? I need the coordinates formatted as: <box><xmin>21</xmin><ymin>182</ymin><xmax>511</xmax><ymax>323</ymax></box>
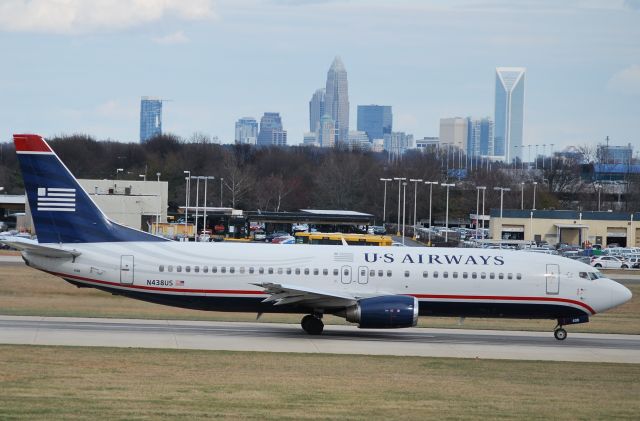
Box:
<box><xmin>1</xmin><ymin>0</ymin><xmax>638</xmax><ymax>151</ymax></box>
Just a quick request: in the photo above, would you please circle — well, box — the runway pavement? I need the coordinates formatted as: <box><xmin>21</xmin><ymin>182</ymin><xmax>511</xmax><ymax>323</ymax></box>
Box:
<box><xmin>1</xmin><ymin>315</ymin><xmax>639</xmax><ymax>363</ymax></box>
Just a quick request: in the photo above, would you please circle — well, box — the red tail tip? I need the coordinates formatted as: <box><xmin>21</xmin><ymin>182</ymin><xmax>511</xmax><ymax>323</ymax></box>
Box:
<box><xmin>13</xmin><ymin>134</ymin><xmax>52</xmax><ymax>153</ymax></box>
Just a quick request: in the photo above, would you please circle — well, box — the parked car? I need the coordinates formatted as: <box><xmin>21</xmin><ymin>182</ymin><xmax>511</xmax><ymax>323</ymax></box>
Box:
<box><xmin>624</xmin><ymin>255</ymin><xmax>640</xmax><ymax>268</ymax></box>
<box><xmin>590</xmin><ymin>256</ymin><xmax>629</xmax><ymax>269</ymax></box>
<box><xmin>271</xmin><ymin>235</ymin><xmax>295</xmax><ymax>244</ymax></box>
<box><xmin>265</xmin><ymin>231</ymin><xmax>290</xmax><ymax>242</ymax></box>
<box><xmin>253</xmin><ymin>231</ymin><xmax>266</xmax><ymax>241</ymax></box>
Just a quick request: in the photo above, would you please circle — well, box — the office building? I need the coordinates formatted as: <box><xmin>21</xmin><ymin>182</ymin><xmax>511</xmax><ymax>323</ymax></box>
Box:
<box><xmin>597</xmin><ymin>142</ymin><xmax>633</xmax><ymax>164</ymax></box>
<box><xmin>235</xmin><ymin>117</ymin><xmax>258</xmax><ymax>145</ymax></box>
<box><xmin>415</xmin><ymin>137</ymin><xmax>439</xmax><ymax>152</ymax></box>
<box><xmin>357</xmin><ymin>105</ymin><xmax>392</xmax><ymax>141</ymax></box>
<box><xmin>324</xmin><ymin>56</ymin><xmax>350</xmax><ymax>143</ymax></box>
<box><xmin>257</xmin><ymin>112</ymin><xmax>287</xmax><ymax>146</ymax></box>
<box><xmin>494</xmin><ymin>67</ymin><xmax>526</xmax><ymax>162</ymax></box>
<box><xmin>318</xmin><ymin>114</ymin><xmax>336</xmax><ymax>148</ymax></box>
<box><xmin>309</xmin><ymin>88</ymin><xmax>325</xmax><ymax>133</ymax></box>
<box><xmin>439</xmin><ymin>117</ymin><xmax>468</xmax><ymax>152</ymax></box>
<box><xmin>348</xmin><ymin>131</ymin><xmax>371</xmax><ymax>151</ymax></box>
<box><xmin>384</xmin><ymin>132</ymin><xmax>414</xmax><ymax>157</ymax></box>
<box><xmin>303</xmin><ymin>132</ymin><xmax>319</xmax><ymax>147</ymax></box>
<box><xmin>467</xmin><ymin>117</ymin><xmax>494</xmax><ymax>157</ymax></box>
<box><xmin>139</xmin><ymin>97</ymin><xmax>162</xmax><ymax>143</ymax></box>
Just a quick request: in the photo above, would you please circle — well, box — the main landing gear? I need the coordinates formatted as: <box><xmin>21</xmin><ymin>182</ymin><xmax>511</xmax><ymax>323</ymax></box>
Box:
<box><xmin>301</xmin><ymin>314</ymin><xmax>324</xmax><ymax>335</ymax></box>
<box><xmin>554</xmin><ymin>326</ymin><xmax>568</xmax><ymax>341</ymax></box>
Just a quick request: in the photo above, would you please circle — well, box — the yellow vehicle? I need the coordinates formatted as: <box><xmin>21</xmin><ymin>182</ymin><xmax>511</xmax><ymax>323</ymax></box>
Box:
<box><xmin>294</xmin><ymin>232</ymin><xmax>393</xmax><ymax>246</ymax></box>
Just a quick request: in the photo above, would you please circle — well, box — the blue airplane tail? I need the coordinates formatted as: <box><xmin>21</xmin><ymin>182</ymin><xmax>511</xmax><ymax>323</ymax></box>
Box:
<box><xmin>14</xmin><ymin>134</ymin><xmax>167</xmax><ymax>244</ymax></box>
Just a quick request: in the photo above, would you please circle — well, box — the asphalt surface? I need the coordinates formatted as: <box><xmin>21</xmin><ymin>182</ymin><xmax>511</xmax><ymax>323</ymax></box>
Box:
<box><xmin>1</xmin><ymin>315</ymin><xmax>639</xmax><ymax>363</ymax></box>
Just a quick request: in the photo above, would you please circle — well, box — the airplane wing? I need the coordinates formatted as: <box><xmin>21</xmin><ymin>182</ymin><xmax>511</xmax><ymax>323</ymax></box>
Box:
<box><xmin>0</xmin><ymin>237</ymin><xmax>80</xmax><ymax>259</ymax></box>
<box><xmin>252</xmin><ymin>282</ymin><xmax>359</xmax><ymax>308</ymax></box>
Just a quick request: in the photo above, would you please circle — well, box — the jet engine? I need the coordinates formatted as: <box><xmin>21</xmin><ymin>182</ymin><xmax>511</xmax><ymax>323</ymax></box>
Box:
<box><xmin>345</xmin><ymin>295</ymin><xmax>419</xmax><ymax>328</ymax></box>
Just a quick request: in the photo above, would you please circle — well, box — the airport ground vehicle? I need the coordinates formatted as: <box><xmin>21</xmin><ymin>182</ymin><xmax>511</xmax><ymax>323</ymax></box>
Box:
<box><xmin>265</xmin><ymin>231</ymin><xmax>290</xmax><ymax>242</ymax></box>
<box><xmin>1</xmin><ymin>134</ymin><xmax>632</xmax><ymax>341</ymax></box>
<box><xmin>294</xmin><ymin>232</ymin><xmax>393</xmax><ymax>246</ymax></box>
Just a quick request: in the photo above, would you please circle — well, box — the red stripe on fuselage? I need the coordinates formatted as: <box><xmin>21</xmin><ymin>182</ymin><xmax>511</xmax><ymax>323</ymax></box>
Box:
<box><xmin>47</xmin><ymin>270</ymin><xmax>596</xmax><ymax>314</ymax></box>
<box><xmin>411</xmin><ymin>293</ymin><xmax>596</xmax><ymax>314</ymax></box>
<box><xmin>14</xmin><ymin>134</ymin><xmax>52</xmax><ymax>153</ymax></box>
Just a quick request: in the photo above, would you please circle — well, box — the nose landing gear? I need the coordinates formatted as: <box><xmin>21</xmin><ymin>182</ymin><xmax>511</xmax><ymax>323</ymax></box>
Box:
<box><xmin>554</xmin><ymin>326</ymin><xmax>567</xmax><ymax>340</ymax></box>
<box><xmin>301</xmin><ymin>314</ymin><xmax>324</xmax><ymax>335</ymax></box>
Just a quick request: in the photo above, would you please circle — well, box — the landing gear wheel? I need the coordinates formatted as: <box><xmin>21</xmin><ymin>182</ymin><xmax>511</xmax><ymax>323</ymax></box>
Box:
<box><xmin>301</xmin><ymin>315</ymin><xmax>324</xmax><ymax>335</ymax></box>
<box><xmin>554</xmin><ymin>327</ymin><xmax>567</xmax><ymax>341</ymax></box>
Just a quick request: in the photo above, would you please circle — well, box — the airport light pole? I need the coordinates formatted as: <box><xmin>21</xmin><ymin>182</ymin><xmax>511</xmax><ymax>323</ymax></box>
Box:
<box><xmin>393</xmin><ymin>177</ymin><xmax>406</xmax><ymax>235</ymax></box>
<box><xmin>155</xmin><ymin>172</ymin><xmax>161</xmax><ymax>235</ymax></box>
<box><xmin>532</xmin><ymin>181</ymin><xmax>538</xmax><ymax>210</ymax></box>
<box><xmin>441</xmin><ymin>183</ymin><xmax>455</xmax><ymax>243</ymax></box>
<box><xmin>183</xmin><ymin>171</ymin><xmax>191</xmax><ymax>237</ymax></box>
<box><xmin>379</xmin><ymin>178</ymin><xmax>392</xmax><ymax>224</ymax></box>
<box><xmin>402</xmin><ymin>182</ymin><xmax>407</xmax><ymax>245</ymax></box>
<box><xmin>203</xmin><ymin>176</ymin><xmax>215</xmax><ymax>237</ymax></box>
<box><xmin>191</xmin><ymin>176</ymin><xmax>202</xmax><ymax>240</ymax></box>
<box><xmin>476</xmin><ymin>186</ymin><xmax>486</xmax><ymax>240</ymax></box>
<box><xmin>425</xmin><ymin>181</ymin><xmax>438</xmax><ymax>246</ymax></box>
<box><xmin>494</xmin><ymin>187</ymin><xmax>511</xmax><ymax>248</ymax></box>
<box><xmin>220</xmin><ymin>177</ymin><xmax>224</xmax><ymax>207</ymax></box>
<box><xmin>116</xmin><ymin>168</ymin><xmax>123</xmax><ymax>180</ymax></box>
<box><xmin>409</xmin><ymin>178</ymin><xmax>423</xmax><ymax>240</ymax></box>
<box><xmin>481</xmin><ymin>186</ymin><xmax>486</xmax><ymax>233</ymax></box>
<box><xmin>520</xmin><ymin>182</ymin><xmax>525</xmax><ymax>210</ymax></box>
<box><xmin>138</xmin><ymin>174</ymin><xmax>146</xmax><ymax>182</ymax></box>
<box><xmin>596</xmin><ymin>184</ymin><xmax>602</xmax><ymax>211</ymax></box>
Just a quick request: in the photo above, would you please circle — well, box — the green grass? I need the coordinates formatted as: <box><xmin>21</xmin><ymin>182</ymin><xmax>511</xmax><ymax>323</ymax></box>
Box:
<box><xmin>0</xmin><ymin>345</ymin><xmax>638</xmax><ymax>420</ymax></box>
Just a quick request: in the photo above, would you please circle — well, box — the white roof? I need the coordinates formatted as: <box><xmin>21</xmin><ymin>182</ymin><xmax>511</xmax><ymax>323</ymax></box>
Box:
<box><xmin>0</xmin><ymin>195</ymin><xmax>26</xmax><ymax>205</ymax></box>
<box><xmin>301</xmin><ymin>209</ymin><xmax>372</xmax><ymax>216</ymax></box>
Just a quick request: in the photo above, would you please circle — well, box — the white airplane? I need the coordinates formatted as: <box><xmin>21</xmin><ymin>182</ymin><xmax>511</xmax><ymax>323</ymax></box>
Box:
<box><xmin>3</xmin><ymin>134</ymin><xmax>632</xmax><ymax>340</ymax></box>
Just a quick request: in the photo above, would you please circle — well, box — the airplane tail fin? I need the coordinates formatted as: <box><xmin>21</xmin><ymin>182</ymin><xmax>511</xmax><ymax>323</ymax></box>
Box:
<box><xmin>14</xmin><ymin>134</ymin><xmax>167</xmax><ymax>244</ymax></box>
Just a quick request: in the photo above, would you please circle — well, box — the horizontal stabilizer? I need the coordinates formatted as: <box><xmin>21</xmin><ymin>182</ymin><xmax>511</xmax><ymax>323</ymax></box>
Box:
<box><xmin>0</xmin><ymin>236</ymin><xmax>80</xmax><ymax>259</ymax></box>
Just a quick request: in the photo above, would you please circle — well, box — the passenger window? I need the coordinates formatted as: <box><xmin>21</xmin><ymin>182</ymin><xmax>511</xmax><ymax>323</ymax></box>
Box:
<box><xmin>453</xmin><ymin>272</ymin><xmax>458</xmax><ymax>279</ymax></box>
<box><xmin>177</xmin><ymin>265</ymin><xmax>182</xmax><ymax>273</ymax></box>
<box><xmin>259</xmin><ymin>267</ymin><xmax>264</xmax><ymax>274</ymax></box>
<box><xmin>249</xmin><ymin>267</ymin><xmax>254</xmax><ymax>274</ymax></box>
<box><xmin>239</xmin><ymin>267</ymin><xmax>245</xmax><ymax>274</ymax></box>
<box><xmin>378</xmin><ymin>270</ymin><xmax>383</xmax><ymax>277</ymax></box>
<box><xmin>185</xmin><ymin>266</ymin><xmax>191</xmax><ymax>273</ymax></box>
<box><xmin>304</xmin><ymin>268</ymin><xmax>309</xmax><ymax>275</ymax></box>
<box><xmin>423</xmin><ymin>271</ymin><xmax>428</xmax><ymax>278</ymax></box>
<box><xmin>334</xmin><ymin>269</ymin><xmax>340</xmax><ymax>276</ymax></box>
<box><xmin>212</xmin><ymin>266</ymin><xmax>217</xmax><ymax>273</ymax></box>
<box><xmin>295</xmin><ymin>268</ymin><xmax>300</xmax><ymax>275</ymax></box>
<box><xmin>370</xmin><ymin>270</ymin><xmax>375</xmax><ymax>277</ymax></box>
<box><xmin>230</xmin><ymin>267</ymin><xmax>235</xmax><ymax>274</ymax></box>
<box><xmin>498</xmin><ymin>273</ymin><xmax>504</xmax><ymax>280</ymax></box>
<box><xmin>168</xmin><ymin>265</ymin><xmax>173</xmax><ymax>272</ymax></box>
<box><xmin>286</xmin><ymin>268</ymin><xmax>292</xmax><ymax>275</ymax></box>
<box><xmin>472</xmin><ymin>272</ymin><xmax>477</xmax><ymax>279</ymax></box>
<box><xmin>462</xmin><ymin>272</ymin><xmax>468</xmax><ymax>279</ymax></box>
<box><xmin>277</xmin><ymin>268</ymin><xmax>283</xmax><ymax>275</ymax></box>
<box><xmin>203</xmin><ymin>266</ymin><xmax>208</xmax><ymax>273</ymax></box>
<box><xmin>323</xmin><ymin>269</ymin><xmax>328</xmax><ymax>276</ymax></box>
<box><xmin>443</xmin><ymin>272</ymin><xmax>448</xmax><ymax>279</ymax></box>
<box><xmin>361</xmin><ymin>269</ymin><xmax>366</xmax><ymax>276</ymax></box>
<box><xmin>386</xmin><ymin>270</ymin><xmax>392</xmax><ymax>277</ymax></box>
<box><xmin>268</xmin><ymin>268</ymin><xmax>274</xmax><ymax>274</ymax></box>
<box><xmin>507</xmin><ymin>273</ymin><xmax>513</xmax><ymax>280</ymax></box>
<box><xmin>343</xmin><ymin>269</ymin><xmax>349</xmax><ymax>276</ymax></box>
<box><xmin>221</xmin><ymin>267</ymin><xmax>226</xmax><ymax>274</ymax></box>
<box><xmin>480</xmin><ymin>272</ymin><xmax>486</xmax><ymax>279</ymax></box>
<box><xmin>194</xmin><ymin>266</ymin><xmax>200</xmax><ymax>273</ymax></box>
<box><xmin>314</xmin><ymin>269</ymin><xmax>319</xmax><ymax>275</ymax></box>
<box><xmin>433</xmin><ymin>271</ymin><xmax>438</xmax><ymax>278</ymax></box>
<box><xmin>516</xmin><ymin>273</ymin><xmax>522</xmax><ymax>280</ymax></box>
<box><xmin>404</xmin><ymin>270</ymin><xmax>410</xmax><ymax>278</ymax></box>
<box><xmin>489</xmin><ymin>273</ymin><xmax>495</xmax><ymax>279</ymax></box>
<box><xmin>159</xmin><ymin>265</ymin><xmax>164</xmax><ymax>272</ymax></box>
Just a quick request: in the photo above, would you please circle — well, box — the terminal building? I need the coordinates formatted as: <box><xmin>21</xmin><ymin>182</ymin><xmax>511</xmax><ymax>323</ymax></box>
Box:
<box><xmin>490</xmin><ymin>209</ymin><xmax>640</xmax><ymax>248</ymax></box>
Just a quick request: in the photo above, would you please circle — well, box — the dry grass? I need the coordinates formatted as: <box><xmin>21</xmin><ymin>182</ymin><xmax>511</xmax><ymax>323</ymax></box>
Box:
<box><xmin>1</xmin><ymin>264</ymin><xmax>639</xmax><ymax>334</ymax></box>
<box><xmin>0</xmin><ymin>345</ymin><xmax>638</xmax><ymax>420</ymax></box>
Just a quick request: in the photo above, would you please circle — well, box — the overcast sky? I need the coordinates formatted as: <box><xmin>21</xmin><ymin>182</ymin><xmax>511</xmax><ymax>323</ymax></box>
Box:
<box><xmin>1</xmin><ymin>0</ymin><xmax>639</xmax><ymax>151</ymax></box>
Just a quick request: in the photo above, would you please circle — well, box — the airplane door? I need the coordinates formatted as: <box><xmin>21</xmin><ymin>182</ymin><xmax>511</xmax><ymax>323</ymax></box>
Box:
<box><xmin>545</xmin><ymin>264</ymin><xmax>559</xmax><ymax>295</ymax></box>
<box><xmin>120</xmin><ymin>255</ymin><xmax>134</xmax><ymax>285</ymax></box>
<box><xmin>358</xmin><ymin>266</ymin><xmax>369</xmax><ymax>284</ymax></box>
<box><xmin>341</xmin><ymin>265</ymin><xmax>352</xmax><ymax>284</ymax></box>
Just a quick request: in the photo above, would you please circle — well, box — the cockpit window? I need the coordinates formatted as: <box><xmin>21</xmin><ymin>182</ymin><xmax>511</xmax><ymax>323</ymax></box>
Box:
<box><xmin>579</xmin><ymin>272</ymin><xmax>589</xmax><ymax>280</ymax></box>
<box><xmin>589</xmin><ymin>272</ymin><xmax>599</xmax><ymax>280</ymax></box>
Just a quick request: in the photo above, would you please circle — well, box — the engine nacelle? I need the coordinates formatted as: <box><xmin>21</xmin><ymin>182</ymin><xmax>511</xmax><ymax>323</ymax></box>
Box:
<box><xmin>345</xmin><ymin>295</ymin><xmax>419</xmax><ymax>329</ymax></box>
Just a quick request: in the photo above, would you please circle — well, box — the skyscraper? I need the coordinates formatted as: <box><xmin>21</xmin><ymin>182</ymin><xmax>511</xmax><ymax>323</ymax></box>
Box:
<box><xmin>235</xmin><ymin>117</ymin><xmax>258</xmax><ymax>145</ymax></box>
<box><xmin>309</xmin><ymin>88</ymin><xmax>325</xmax><ymax>133</ymax></box>
<box><xmin>139</xmin><ymin>96</ymin><xmax>162</xmax><ymax>143</ymax></box>
<box><xmin>257</xmin><ymin>112</ymin><xmax>287</xmax><ymax>146</ymax></box>
<box><xmin>357</xmin><ymin>105</ymin><xmax>392</xmax><ymax>141</ymax></box>
<box><xmin>467</xmin><ymin>117</ymin><xmax>494</xmax><ymax>157</ymax></box>
<box><xmin>439</xmin><ymin>117</ymin><xmax>468</xmax><ymax>153</ymax></box>
<box><xmin>494</xmin><ymin>67</ymin><xmax>525</xmax><ymax>162</ymax></box>
<box><xmin>318</xmin><ymin>114</ymin><xmax>335</xmax><ymax>148</ymax></box>
<box><xmin>324</xmin><ymin>56</ymin><xmax>349</xmax><ymax>143</ymax></box>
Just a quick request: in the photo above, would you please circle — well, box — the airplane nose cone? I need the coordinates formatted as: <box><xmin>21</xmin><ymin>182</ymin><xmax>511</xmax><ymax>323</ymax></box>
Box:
<box><xmin>611</xmin><ymin>281</ymin><xmax>632</xmax><ymax>308</ymax></box>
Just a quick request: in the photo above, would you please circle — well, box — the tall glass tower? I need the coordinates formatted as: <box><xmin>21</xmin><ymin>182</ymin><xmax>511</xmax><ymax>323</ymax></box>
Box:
<box><xmin>139</xmin><ymin>97</ymin><xmax>163</xmax><ymax>143</ymax></box>
<box><xmin>309</xmin><ymin>88</ymin><xmax>325</xmax><ymax>133</ymax></box>
<box><xmin>324</xmin><ymin>56</ymin><xmax>349</xmax><ymax>144</ymax></box>
<box><xmin>235</xmin><ymin>117</ymin><xmax>258</xmax><ymax>145</ymax></box>
<box><xmin>257</xmin><ymin>112</ymin><xmax>287</xmax><ymax>146</ymax></box>
<box><xmin>357</xmin><ymin>105</ymin><xmax>392</xmax><ymax>141</ymax></box>
<box><xmin>494</xmin><ymin>67</ymin><xmax>525</xmax><ymax>161</ymax></box>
